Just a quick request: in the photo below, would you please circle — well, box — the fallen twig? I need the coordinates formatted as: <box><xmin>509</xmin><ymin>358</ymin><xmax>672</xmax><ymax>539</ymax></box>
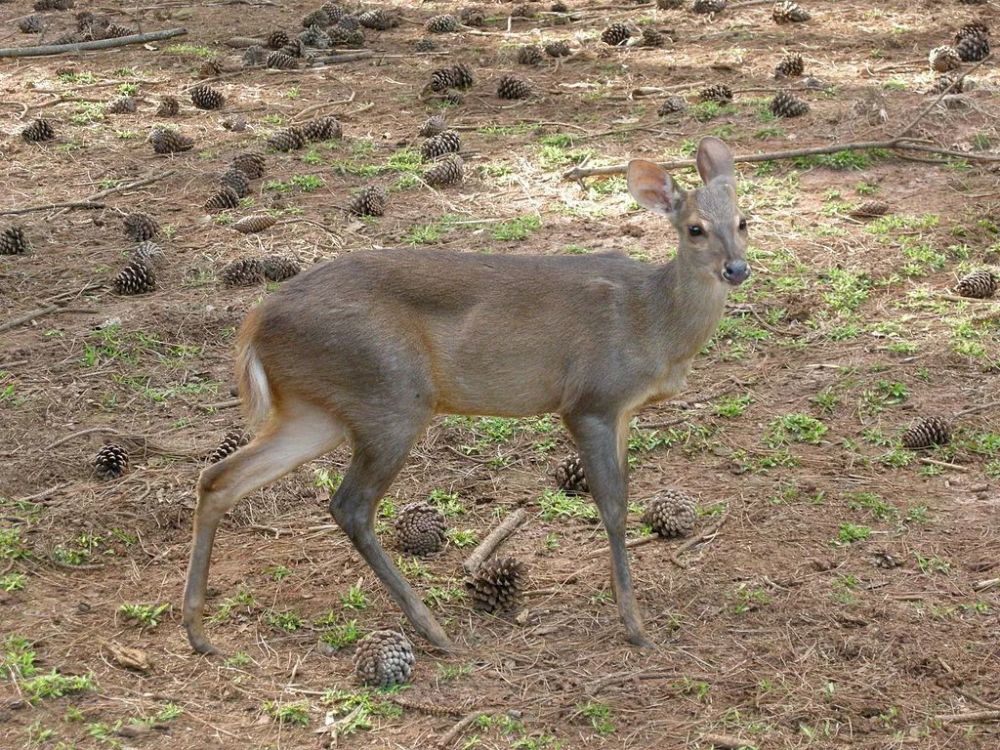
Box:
<box><xmin>562</xmin><ymin>138</ymin><xmax>1000</xmax><ymax>181</ymax></box>
<box><xmin>933</xmin><ymin>710</ymin><xmax>1000</xmax><ymax>724</ymax></box>
<box><xmin>918</xmin><ymin>457</ymin><xmax>969</xmax><ymax>473</ymax></box>
<box><xmin>0</xmin><ymin>201</ymin><xmax>105</xmax><ymax>216</ymax></box>
<box><xmin>670</xmin><ymin>514</ymin><xmax>729</xmax><ymax>569</ymax></box>
<box><xmin>587</xmin><ymin>533</ymin><xmax>659</xmax><ymax>559</ymax></box>
<box><xmin>700</xmin><ymin>733</ymin><xmax>757</xmax><ymax>749</ymax></box>
<box><xmin>463</xmin><ymin>508</ymin><xmax>528</xmax><ymax>574</ymax></box>
<box><xmin>198</xmin><ymin>398</ymin><xmax>241</xmax><ymax>411</ymax></box>
<box><xmin>0</xmin><ymin>28</ymin><xmax>188</xmax><ymax>58</ymax></box>
<box><xmin>436</xmin><ymin>711</ymin><xmax>487</xmax><ymax>748</ymax></box>
<box><xmin>972</xmin><ymin>578</ymin><xmax>999</xmax><ymax>592</ymax></box>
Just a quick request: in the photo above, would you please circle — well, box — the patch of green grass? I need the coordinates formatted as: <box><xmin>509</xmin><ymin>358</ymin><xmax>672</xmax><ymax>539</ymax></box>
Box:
<box><xmin>835</xmin><ymin>523</ymin><xmax>871</xmax><ymax>545</ymax></box>
<box><xmin>2</xmin><ymin>635</ymin><xmax>37</xmax><ymax>678</ymax></box>
<box><xmin>319</xmin><ymin>619</ymin><xmax>361</xmax><ymax>650</ymax></box>
<box><xmin>209</xmin><ymin>586</ymin><xmax>255</xmax><ymax>623</ymax></box>
<box><xmin>847</xmin><ymin>492</ymin><xmax>897</xmax><ymax>521</ymax></box>
<box><xmin>119</xmin><ymin>602</ymin><xmax>171</xmax><ymax>629</ymax></box>
<box><xmin>22</xmin><ymin>672</ymin><xmax>96</xmax><ymax>701</ymax></box>
<box><xmin>676</xmin><ymin>676</ymin><xmax>712</xmax><ymax>702</ymax></box>
<box><xmin>0</xmin><ymin>573</ymin><xmax>26</xmax><ymax>592</ymax></box>
<box><xmin>690</xmin><ymin>101</ymin><xmax>736</xmax><ymax>122</ymax></box>
<box><xmin>0</xmin><ymin>528</ymin><xmax>27</xmax><ymax>560</ymax></box>
<box><xmin>424</xmin><ymin>585</ymin><xmax>466</xmax><ymax>607</ymax></box>
<box><xmin>427</xmin><ymin>489</ymin><xmax>465</xmax><ymax>516</ymax></box>
<box><xmin>915</xmin><ymin>552</ymin><xmax>950</xmax><ymax>575</ymax></box>
<box><xmin>58</xmin><ymin>71</ymin><xmax>99</xmax><ymax>84</ymax></box>
<box><xmin>263</xmin><ymin>700</ymin><xmax>310</xmax><ymax>726</ymax></box>
<box><xmin>340</xmin><ymin>584</ymin><xmax>368</xmax><ymax>611</ymax></box>
<box><xmin>577</xmin><ymin>701</ymin><xmax>615</xmax><ymax>736</ymax></box>
<box><xmin>266</xmin><ymin>610</ymin><xmax>303</xmax><ymax>632</ymax></box>
<box><xmin>314</xmin><ymin>468</ymin><xmax>343</xmax><ymax>493</ymax></box>
<box><xmin>539</xmin><ymin>489</ymin><xmax>599</xmax><ymax>522</ymax></box>
<box><xmin>733</xmin><ymin>585</ymin><xmax>771</xmax><ymax>614</ymax></box>
<box><xmin>224</xmin><ymin>652</ymin><xmax>252</xmax><ymax>668</ymax></box>
<box><xmin>492</xmin><ymin>215</ymin><xmax>541</xmax><ymax>241</ymax></box>
<box><xmin>860</xmin><ymin>380</ymin><xmax>908</xmax><ymax>414</ymax></box>
<box><xmin>712</xmin><ymin>394</ymin><xmax>752</xmax><ymax>418</ymax></box>
<box><xmin>765</xmin><ymin>413</ymin><xmax>828</xmax><ymax>447</ymax></box>
<box><xmin>820</xmin><ymin>268</ymin><xmax>871</xmax><ymax>313</ymax></box>
<box><xmin>794</xmin><ymin>149</ymin><xmax>886</xmax><ymax>171</ymax></box>
<box><xmin>166</xmin><ymin>44</ymin><xmax>217</xmax><ymax>59</ymax></box>
<box><xmin>446</xmin><ymin>528</ymin><xmax>479</xmax><ymax>547</ymax></box>
<box><xmin>267</xmin><ymin>565</ymin><xmax>291</xmax><ymax>581</ymax></box>
<box><xmin>70</xmin><ymin>102</ymin><xmax>105</xmax><ymax>125</ymax></box>
<box><xmin>730</xmin><ymin>448</ymin><xmax>799</xmax><ymax>474</ymax></box>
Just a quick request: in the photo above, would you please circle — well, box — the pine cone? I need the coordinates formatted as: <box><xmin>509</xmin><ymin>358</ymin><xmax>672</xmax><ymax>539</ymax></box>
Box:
<box><xmin>415</xmin><ymin>38</ymin><xmax>436</xmax><ymax>52</ymax></box>
<box><xmin>190</xmin><ymin>84</ymin><xmax>225</xmax><ymax>110</ymax></box>
<box><xmin>421</xmin><ymin>130</ymin><xmax>461</xmax><ymax>160</ymax></box>
<box><xmin>348</xmin><ymin>185</ymin><xmax>388</xmax><ymax>217</ymax></box>
<box><xmin>101</xmin><ymin>24</ymin><xmax>132</xmax><ymax>38</ymax></box>
<box><xmin>358</xmin><ymin>9</ymin><xmax>397</xmax><ymax>30</ymax></box>
<box><xmin>52</xmin><ymin>32</ymin><xmax>83</xmax><ymax>45</ymax></box>
<box><xmin>451</xmin><ymin>63</ymin><xmax>474</xmax><ymax>88</ymax></box>
<box><xmin>232</xmin><ymin>152</ymin><xmax>266</xmax><ymax>179</ymax></box>
<box><xmin>772</xmin><ymin>1</ymin><xmax>810</xmax><ymax>23</ymax></box>
<box><xmin>261</xmin><ymin>255</ymin><xmax>300</xmax><ymax>281</ymax></box>
<box><xmin>266</xmin><ymin>29</ymin><xmax>290</xmax><ymax>49</ymax></box>
<box><xmin>322</xmin><ymin>2</ymin><xmax>348</xmax><ymax>22</ymax></box>
<box><xmin>774</xmin><ymin>52</ymin><xmax>804</xmax><ymax>78</ymax></box>
<box><xmin>208</xmin><ymin>430</ymin><xmax>249</xmax><ymax>463</ymax></box>
<box><xmin>302</xmin><ymin>8</ymin><xmax>331</xmax><ymax>28</ymax></box>
<box><xmin>497</xmin><ymin>75</ymin><xmax>531</xmax><ymax>100</ymax></box>
<box><xmin>132</xmin><ymin>240</ymin><xmax>164</xmax><ymax>267</ymax></box>
<box><xmin>901</xmin><ymin>417</ymin><xmax>951</xmax><ymax>450</ymax></box>
<box><xmin>849</xmin><ymin>200</ymin><xmax>889</xmax><ymax>219</ymax></box>
<box><xmin>122</xmin><ymin>212</ymin><xmax>159</xmax><ymax>242</ymax></box>
<box><xmin>113</xmin><ymin>259</ymin><xmax>156</xmax><ymax>295</ymax></box>
<box><xmin>18</xmin><ymin>15</ymin><xmax>43</xmax><ymax>33</ymax></box>
<box><xmin>156</xmin><ymin>96</ymin><xmax>179</xmax><ymax>116</ymax></box>
<box><xmin>641</xmin><ymin>28</ymin><xmax>665</xmax><ymax>47</ymax></box>
<box><xmin>267</xmin><ymin>127</ymin><xmax>307</xmax><ymax>152</ymax></box>
<box><xmin>657</xmin><ymin>95</ymin><xmax>688</xmax><ymax>115</ymax></box>
<box><xmin>327</xmin><ymin>26</ymin><xmax>364</xmax><ymax>47</ymax></box>
<box><xmin>335</xmin><ymin>15</ymin><xmax>361</xmax><ymax>31</ymax></box>
<box><xmin>0</xmin><ymin>227</ymin><xmax>31</xmax><ymax>256</ymax></box>
<box><xmin>517</xmin><ymin>45</ymin><xmax>544</xmax><ymax>65</ymax></box>
<box><xmin>928</xmin><ymin>46</ymin><xmax>961</xmax><ymax>73</ymax></box>
<box><xmin>550</xmin><ymin>0</ymin><xmax>569</xmax><ymax>11</ymax></box>
<box><xmin>353</xmin><ymin>630</ymin><xmax>414</xmax><ymax>688</ymax></box>
<box><xmin>243</xmin><ymin>45</ymin><xmax>267</xmax><ymax>67</ymax></box>
<box><xmin>770</xmin><ymin>90</ymin><xmax>809</xmax><ymax>117</ymax></box>
<box><xmin>955</xmin><ymin>22</ymin><xmax>989</xmax><ymax>43</ymax></box>
<box><xmin>460</xmin><ymin>7</ymin><xmax>486</xmax><ymax>27</ymax></box>
<box><xmin>426</xmin><ymin>14</ymin><xmax>459</xmax><ymax>33</ymax></box>
<box><xmin>266</xmin><ymin>51</ymin><xmax>299</xmax><ymax>70</ymax></box>
<box><xmin>554</xmin><ymin>455</ymin><xmax>588</xmax><ymax>494</ymax></box>
<box><xmin>395</xmin><ymin>502</ymin><xmax>447</xmax><ymax>555</ymax></box>
<box><xmin>221</xmin><ymin>258</ymin><xmax>266</xmax><ymax>286</ymax></box>
<box><xmin>657</xmin><ymin>0</ymin><xmax>684</xmax><ymax>7</ymax></box>
<box><xmin>94</xmin><ymin>443</ymin><xmax>129</xmax><ymax>479</ymax></box>
<box><xmin>601</xmin><ymin>23</ymin><xmax>631</xmax><ymax>46</ymax></box>
<box><xmin>424</xmin><ymin>155</ymin><xmax>464</xmax><ymax>187</ymax></box>
<box><xmin>467</xmin><ymin>557</ymin><xmax>525</xmax><ymax>613</ymax></box>
<box><xmin>692</xmin><ymin>0</ymin><xmax>726</xmax><ymax>14</ymax></box>
<box><xmin>510</xmin><ymin>4</ymin><xmax>534</xmax><ymax>18</ymax></box>
<box><xmin>700</xmin><ymin>83</ymin><xmax>732</xmax><ymax>103</ymax></box>
<box><xmin>220</xmin><ymin>168</ymin><xmax>251</xmax><ymax>198</ymax></box>
<box><xmin>222</xmin><ymin>116</ymin><xmax>247</xmax><ymax>132</ymax></box>
<box><xmin>299</xmin><ymin>24</ymin><xmax>330</xmax><ymax>48</ymax></box>
<box><xmin>104</xmin><ymin>96</ymin><xmax>137</xmax><ymax>115</ymax></box>
<box><xmin>21</xmin><ymin>118</ymin><xmax>55</xmax><ymax>143</ymax></box>
<box><xmin>418</xmin><ymin>114</ymin><xmax>447</xmax><ymax>137</ymax></box>
<box><xmin>927</xmin><ymin>73</ymin><xmax>965</xmax><ymax>95</ymax></box>
<box><xmin>544</xmin><ymin>40</ymin><xmax>571</xmax><ymax>58</ymax></box>
<box><xmin>35</xmin><ymin>0</ymin><xmax>74</xmax><ymax>10</ymax></box>
<box><xmin>642</xmin><ymin>490</ymin><xmax>697</xmax><ymax>538</ymax></box>
<box><xmin>301</xmin><ymin>116</ymin><xmax>342</xmax><ymax>142</ymax></box>
<box><xmin>954</xmin><ymin>269</ymin><xmax>997</xmax><ymax>299</ymax></box>
<box><xmin>204</xmin><ymin>187</ymin><xmax>241</xmax><ymax>212</ymax></box>
<box><xmin>150</xmin><ymin>128</ymin><xmax>194</xmax><ymax>154</ymax></box>
<box><xmin>956</xmin><ymin>33</ymin><xmax>990</xmax><ymax>63</ymax></box>
<box><xmin>232</xmin><ymin>214</ymin><xmax>277</xmax><ymax>234</ymax></box>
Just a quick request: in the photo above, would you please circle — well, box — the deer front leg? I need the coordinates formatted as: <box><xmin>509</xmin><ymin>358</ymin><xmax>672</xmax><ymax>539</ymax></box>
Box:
<box><xmin>564</xmin><ymin>412</ymin><xmax>652</xmax><ymax>648</ymax></box>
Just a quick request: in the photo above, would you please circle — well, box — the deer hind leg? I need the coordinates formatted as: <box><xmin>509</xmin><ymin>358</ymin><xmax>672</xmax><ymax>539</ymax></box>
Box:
<box><xmin>182</xmin><ymin>404</ymin><xmax>346</xmax><ymax>655</ymax></box>
<box><xmin>328</xmin><ymin>420</ymin><xmax>454</xmax><ymax>652</ymax></box>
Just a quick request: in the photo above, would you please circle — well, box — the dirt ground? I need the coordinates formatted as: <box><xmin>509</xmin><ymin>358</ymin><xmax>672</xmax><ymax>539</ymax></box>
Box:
<box><xmin>1</xmin><ymin>0</ymin><xmax>999</xmax><ymax>748</ymax></box>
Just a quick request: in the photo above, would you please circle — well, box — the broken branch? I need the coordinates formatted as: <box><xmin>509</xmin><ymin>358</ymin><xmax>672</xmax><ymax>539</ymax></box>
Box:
<box><xmin>0</xmin><ymin>28</ymin><xmax>188</xmax><ymax>58</ymax></box>
<box><xmin>462</xmin><ymin>508</ymin><xmax>528</xmax><ymax>574</ymax></box>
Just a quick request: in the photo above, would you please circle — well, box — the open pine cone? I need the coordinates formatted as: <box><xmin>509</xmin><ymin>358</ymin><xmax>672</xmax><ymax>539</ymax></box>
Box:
<box><xmin>467</xmin><ymin>556</ymin><xmax>525</xmax><ymax>613</ymax></box>
<box><xmin>353</xmin><ymin>630</ymin><xmax>415</xmax><ymax>687</ymax></box>
<box><xmin>642</xmin><ymin>490</ymin><xmax>697</xmax><ymax>538</ymax></box>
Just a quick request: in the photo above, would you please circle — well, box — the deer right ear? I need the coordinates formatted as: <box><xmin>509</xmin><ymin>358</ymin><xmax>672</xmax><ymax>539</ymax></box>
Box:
<box><xmin>627</xmin><ymin>159</ymin><xmax>684</xmax><ymax>219</ymax></box>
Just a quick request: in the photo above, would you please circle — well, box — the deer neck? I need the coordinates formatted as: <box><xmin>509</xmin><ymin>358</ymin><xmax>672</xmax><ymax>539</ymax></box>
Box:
<box><xmin>649</xmin><ymin>254</ymin><xmax>729</xmax><ymax>363</ymax></box>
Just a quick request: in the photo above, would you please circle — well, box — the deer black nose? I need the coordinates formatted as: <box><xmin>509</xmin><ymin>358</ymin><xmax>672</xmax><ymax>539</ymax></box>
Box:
<box><xmin>722</xmin><ymin>260</ymin><xmax>749</xmax><ymax>285</ymax></box>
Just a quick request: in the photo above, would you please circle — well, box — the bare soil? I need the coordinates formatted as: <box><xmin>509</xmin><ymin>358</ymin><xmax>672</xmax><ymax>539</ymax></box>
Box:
<box><xmin>1</xmin><ymin>0</ymin><xmax>999</xmax><ymax>748</ymax></box>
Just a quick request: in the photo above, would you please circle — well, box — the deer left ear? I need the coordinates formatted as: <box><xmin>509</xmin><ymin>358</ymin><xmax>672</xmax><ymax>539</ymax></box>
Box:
<box><xmin>695</xmin><ymin>137</ymin><xmax>735</xmax><ymax>185</ymax></box>
<box><xmin>627</xmin><ymin>159</ymin><xmax>685</xmax><ymax>220</ymax></box>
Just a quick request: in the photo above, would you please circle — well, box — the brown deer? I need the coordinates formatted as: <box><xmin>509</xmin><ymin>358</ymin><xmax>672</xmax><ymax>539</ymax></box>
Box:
<box><xmin>183</xmin><ymin>137</ymin><xmax>749</xmax><ymax>654</ymax></box>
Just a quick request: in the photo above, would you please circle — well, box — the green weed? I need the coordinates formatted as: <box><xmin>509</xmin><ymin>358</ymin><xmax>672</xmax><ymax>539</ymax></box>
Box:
<box><xmin>539</xmin><ymin>489</ymin><xmax>599</xmax><ymax>522</ymax></box>
<box><xmin>340</xmin><ymin>584</ymin><xmax>368</xmax><ymax>611</ymax></box>
<box><xmin>765</xmin><ymin>413</ymin><xmax>828</xmax><ymax>447</ymax></box>
<box><xmin>492</xmin><ymin>215</ymin><xmax>541</xmax><ymax>241</ymax></box>
<box><xmin>319</xmin><ymin>619</ymin><xmax>361</xmax><ymax>650</ymax></box>
<box><xmin>119</xmin><ymin>602</ymin><xmax>171</xmax><ymax>629</ymax></box>
<box><xmin>835</xmin><ymin>523</ymin><xmax>871</xmax><ymax>545</ymax></box>
<box><xmin>22</xmin><ymin>672</ymin><xmax>95</xmax><ymax>701</ymax></box>
<box><xmin>263</xmin><ymin>700</ymin><xmax>310</xmax><ymax>725</ymax></box>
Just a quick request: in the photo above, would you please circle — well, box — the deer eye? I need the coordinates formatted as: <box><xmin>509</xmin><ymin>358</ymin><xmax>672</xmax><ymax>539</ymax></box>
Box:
<box><xmin>688</xmin><ymin>225</ymin><xmax>704</xmax><ymax>237</ymax></box>
<box><xmin>738</xmin><ymin>217</ymin><xmax>748</xmax><ymax>231</ymax></box>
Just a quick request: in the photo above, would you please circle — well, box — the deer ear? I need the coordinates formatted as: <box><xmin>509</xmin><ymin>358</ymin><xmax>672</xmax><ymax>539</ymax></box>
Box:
<box><xmin>627</xmin><ymin>159</ymin><xmax>684</xmax><ymax>219</ymax></box>
<box><xmin>695</xmin><ymin>137</ymin><xmax>735</xmax><ymax>185</ymax></box>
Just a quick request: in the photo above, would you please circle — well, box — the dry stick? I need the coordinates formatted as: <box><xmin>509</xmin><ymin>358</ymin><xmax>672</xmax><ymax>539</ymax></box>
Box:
<box><xmin>587</xmin><ymin>533</ymin><xmax>659</xmax><ymax>559</ymax></box>
<box><xmin>562</xmin><ymin>138</ymin><xmax>1000</xmax><ymax>181</ymax></box>
<box><xmin>701</xmin><ymin>734</ymin><xmax>756</xmax><ymax>749</ymax></box>
<box><xmin>897</xmin><ymin>54</ymin><xmax>993</xmax><ymax>137</ymax></box>
<box><xmin>670</xmin><ymin>514</ymin><xmax>729</xmax><ymax>570</ymax></box>
<box><xmin>972</xmin><ymin>578</ymin><xmax>999</xmax><ymax>592</ymax></box>
<box><xmin>918</xmin><ymin>457</ymin><xmax>969</xmax><ymax>473</ymax></box>
<box><xmin>436</xmin><ymin>711</ymin><xmax>487</xmax><ymax>748</ymax></box>
<box><xmin>0</xmin><ymin>201</ymin><xmax>105</xmax><ymax>216</ymax></box>
<box><xmin>462</xmin><ymin>507</ymin><xmax>528</xmax><ymax>574</ymax></box>
<box><xmin>4</xmin><ymin>170</ymin><xmax>177</xmax><ymax>217</ymax></box>
<box><xmin>198</xmin><ymin>398</ymin><xmax>241</xmax><ymax>411</ymax></box>
<box><xmin>954</xmin><ymin>400</ymin><xmax>1000</xmax><ymax>419</ymax></box>
<box><xmin>0</xmin><ymin>305</ymin><xmax>60</xmax><ymax>334</ymax></box>
<box><xmin>44</xmin><ymin>427</ymin><xmax>121</xmax><ymax>452</ymax></box>
<box><xmin>0</xmin><ymin>28</ymin><xmax>188</xmax><ymax>58</ymax></box>
<box><xmin>933</xmin><ymin>710</ymin><xmax>1000</xmax><ymax>724</ymax></box>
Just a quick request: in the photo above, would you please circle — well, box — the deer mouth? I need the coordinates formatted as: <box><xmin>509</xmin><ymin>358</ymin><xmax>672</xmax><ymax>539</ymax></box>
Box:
<box><xmin>721</xmin><ymin>263</ymin><xmax>750</xmax><ymax>286</ymax></box>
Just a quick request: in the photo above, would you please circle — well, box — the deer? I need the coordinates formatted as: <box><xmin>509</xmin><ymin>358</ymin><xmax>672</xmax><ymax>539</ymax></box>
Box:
<box><xmin>182</xmin><ymin>137</ymin><xmax>750</xmax><ymax>655</ymax></box>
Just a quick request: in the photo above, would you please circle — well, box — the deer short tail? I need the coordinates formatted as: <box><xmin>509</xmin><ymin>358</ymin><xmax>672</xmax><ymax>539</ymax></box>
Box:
<box><xmin>236</xmin><ymin>309</ymin><xmax>271</xmax><ymax>429</ymax></box>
